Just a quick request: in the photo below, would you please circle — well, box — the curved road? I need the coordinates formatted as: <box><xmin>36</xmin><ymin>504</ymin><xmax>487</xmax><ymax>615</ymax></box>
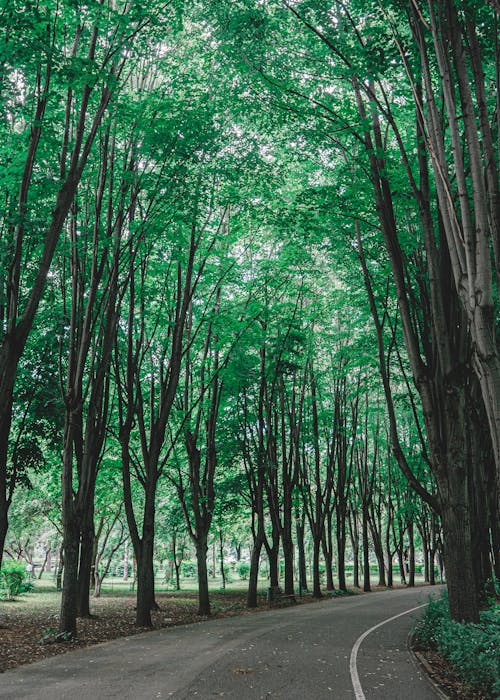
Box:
<box><xmin>1</xmin><ymin>586</ymin><xmax>443</xmax><ymax>699</ymax></box>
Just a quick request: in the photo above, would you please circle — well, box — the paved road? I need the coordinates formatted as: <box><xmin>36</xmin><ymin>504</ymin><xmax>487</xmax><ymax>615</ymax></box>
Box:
<box><xmin>0</xmin><ymin>586</ymin><xmax>443</xmax><ymax>699</ymax></box>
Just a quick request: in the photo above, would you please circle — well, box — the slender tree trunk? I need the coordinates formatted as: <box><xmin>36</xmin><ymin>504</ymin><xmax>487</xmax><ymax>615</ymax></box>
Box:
<box><xmin>219</xmin><ymin>531</ymin><xmax>226</xmax><ymax>590</ymax></box>
<box><xmin>336</xmin><ymin>508</ymin><xmax>348</xmax><ymax>591</ymax></box>
<box><xmin>422</xmin><ymin>537</ymin><xmax>430</xmax><ymax>584</ymax></box>
<box><xmin>407</xmin><ymin>520</ymin><xmax>415</xmax><ymax>588</ymax></box>
<box><xmin>0</xmin><ymin>496</ymin><xmax>8</xmax><ymax>573</ymax></box>
<box><xmin>385</xmin><ymin>520</ymin><xmax>393</xmax><ymax>588</ymax></box>
<box><xmin>312</xmin><ymin>532</ymin><xmax>322</xmax><ymax>598</ymax></box>
<box><xmin>296</xmin><ymin>513</ymin><xmax>308</xmax><ymax>593</ymax></box>
<box><xmin>398</xmin><ymin>547</ymin><xmax>406</xmax><ymax>585</ymax></box>
<box><xmin>349</xmin><ymin>511</ymin><xmax>360</xmax><ymax>588</ymax></box>
<box><xmin>123</xmin><ymin>539</ymin><xmax>129</xmax><ymax>582</ymax></box>
<box><xmin>362</xmin><ymin>504</ymin><xmax>371</xmax><ymax>592</ymax></box>
<box><xmin>322</xmin><ymin>512</ymin><xmax>335</xmax><ymax>591</ymax></box>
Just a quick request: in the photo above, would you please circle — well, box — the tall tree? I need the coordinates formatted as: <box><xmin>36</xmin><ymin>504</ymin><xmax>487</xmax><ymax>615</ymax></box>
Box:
<box><xmin>0</xmin><ymin>0</ymin><xmax>155</xmax><ymax>567</ymax></box>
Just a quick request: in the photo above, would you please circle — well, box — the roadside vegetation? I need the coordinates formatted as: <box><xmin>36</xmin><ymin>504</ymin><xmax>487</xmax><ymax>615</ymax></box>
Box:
<box><xmin>414</xmin><ymin>590</ymin><xmax>500</xmax><ymax>699</ymax></box>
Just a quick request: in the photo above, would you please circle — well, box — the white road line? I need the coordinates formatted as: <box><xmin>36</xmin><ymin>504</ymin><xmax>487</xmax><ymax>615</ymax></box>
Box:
<box><xmin>349</xmin><ymin>603</ymin><xmax>427</xmax><ymax>700</ymax></box>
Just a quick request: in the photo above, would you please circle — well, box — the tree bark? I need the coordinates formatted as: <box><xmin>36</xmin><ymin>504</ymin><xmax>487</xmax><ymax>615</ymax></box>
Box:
<box><xmin>295</xmin><ymin>513</ymin><xmax>308</xmax><ymax>593</ymax></box>
<box><xmin>196</xmin><ymin>538</ymin><xmax>210</xmax><ymax>616</ymax></box>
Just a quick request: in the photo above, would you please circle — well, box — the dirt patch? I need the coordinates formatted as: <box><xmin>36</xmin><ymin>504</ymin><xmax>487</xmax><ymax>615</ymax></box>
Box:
<box><xmin>0</xmin><ymin>591</ymin><xmax>271</xmax><ymax>672</ymax></box>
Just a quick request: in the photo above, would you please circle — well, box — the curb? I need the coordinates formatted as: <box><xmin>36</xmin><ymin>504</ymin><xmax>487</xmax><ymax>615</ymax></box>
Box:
<box><xmin>407</xmin><ymin>632</ymin><xmax>449</xmax><ymax>700</ymax></box>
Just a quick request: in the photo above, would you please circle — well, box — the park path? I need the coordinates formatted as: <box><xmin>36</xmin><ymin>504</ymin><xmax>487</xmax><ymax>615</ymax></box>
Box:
<box><xmin>0</xmin><ymin>586</ymin><xmax>443</xmax><ymax>699</ymax></box>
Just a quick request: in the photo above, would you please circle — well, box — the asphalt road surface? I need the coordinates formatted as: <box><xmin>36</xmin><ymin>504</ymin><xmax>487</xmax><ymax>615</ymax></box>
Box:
<box><xmin>0</xmin><ymin>586</ymin><xmax>444</xmax><ymax>699</ymax></box>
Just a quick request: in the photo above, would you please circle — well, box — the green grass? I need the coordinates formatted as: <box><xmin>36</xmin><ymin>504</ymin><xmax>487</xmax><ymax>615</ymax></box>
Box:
<box><xmin>0</xmin><ymin>568</ymin><xmax>430</xmax><ymax>618</ymax></box>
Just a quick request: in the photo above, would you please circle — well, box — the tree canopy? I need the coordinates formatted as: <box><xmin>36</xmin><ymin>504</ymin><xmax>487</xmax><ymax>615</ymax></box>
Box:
<box><xmin>1</xmin><ymin>0</ymin><xmax>499</xmax><ymax>633</ymax></box>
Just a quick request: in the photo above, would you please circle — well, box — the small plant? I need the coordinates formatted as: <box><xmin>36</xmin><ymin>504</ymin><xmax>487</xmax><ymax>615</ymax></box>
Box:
<box><xmin>237</xmin><ymin>561</ymin><xmax>250</xmax><ymax>580</ymax></box>
<box><xmin>39</xmin><ymin>628</ymin><xmax>75</xmax><ymax>645</ymax></box>
<box><xmin>0</xmin><ymin>560</ymin><xmax>29</xmax><ymax>600</ymax></box>
<box><xmin>19</xmin><ymin>579</ymin><xmax>35</xmax><ymax>594</ymax></box>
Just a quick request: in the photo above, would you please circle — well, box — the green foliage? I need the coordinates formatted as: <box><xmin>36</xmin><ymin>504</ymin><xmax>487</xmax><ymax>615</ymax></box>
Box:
<box><xmin>415</xmin><ymin>593</ymin><xmax>500</xmax><ymax>697</ymax></box>
<box><xmin>330</xmin><ymin>588</ymin><xmax>356</xmax><ymax>597</ymax></box>
<box><xmin>39</xmin><ymin>627</ymin><xmax>74</xmax><ymax>645</ymax></box>
<box><xmin>237</xmin><ymin>561</ymin><xmax>250</xmax><ymax>580</ymax></box>
<box><xmin>0</xmin><ymin>560</ymin><xmax>29</xmax><ymax>599</ymax></box>
<box><xmin>181</xmin><ymin>561</ymin><xmax>197</xmax><ymax>578</ymax></box>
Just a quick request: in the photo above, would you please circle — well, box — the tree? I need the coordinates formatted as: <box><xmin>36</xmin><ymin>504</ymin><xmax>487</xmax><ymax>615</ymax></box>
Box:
<box><xmin>0</xmin><ymin>0</ymin><xmax>154</xmax><ymax>569</ymax></box>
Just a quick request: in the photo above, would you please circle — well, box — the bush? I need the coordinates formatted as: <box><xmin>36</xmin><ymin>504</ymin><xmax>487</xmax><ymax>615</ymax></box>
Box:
<box><xmin>181</xmin><ymin>560</ymin><xmax>197</xmax><ymax>578</ymax></box>
<box><xmin>414</xmin><ymin>593</ymin><xmax>500</xmax><ymax>697</ymax></box>
<box><xmin>237</xmin><ymin>562</ymin><xmax>250</xmax><ymax>580</ymax></box>
<box><xmin>0</xmin><ymin>560</ymin><xmax>29</xmax><ymax>599</ymax></box>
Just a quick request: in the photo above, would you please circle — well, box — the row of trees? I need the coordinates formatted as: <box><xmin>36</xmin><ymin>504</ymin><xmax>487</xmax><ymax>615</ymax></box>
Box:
<box><xmin>1</xmin><ymin>0</ymin><xmax>499</xmax><ymax>637</ymax></box>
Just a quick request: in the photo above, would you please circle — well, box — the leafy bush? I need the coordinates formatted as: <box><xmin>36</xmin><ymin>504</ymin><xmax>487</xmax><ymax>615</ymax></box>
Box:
<box><xmin>181</xmin><ymin>560</ymin><xmax>197</xmax><ymax>578</ymax></box>
<box><xmin>414</xmin><ymin>592</ymin><xmax>500</xmax><ymax>697</ymax></box>
<box><xmin>237</xmin><ymin>562</ymin><xmax>250</xmax><ymax>580</ymax></box>
<box><xmin>0</xmin><ymin>560</ymin><xmax>29</xmax><ymax>599</ymax></box>
<box><xmin>19</xmin><ymin>579</ymin><xmax>34</xmax><ymax>594</ymax></box>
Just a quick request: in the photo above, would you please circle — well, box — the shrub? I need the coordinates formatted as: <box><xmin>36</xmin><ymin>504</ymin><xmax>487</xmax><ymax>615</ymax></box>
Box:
<box><xmin>414</xmin><ymin>592</ymin><xmax>500</xmax><ymax>697</ymax></box>
<box><xmin>181</xmin><ymin>560</ymin><xmax>197</xmax><ymax>578</ymax></box>
<box><xmin>0</xmin><ymin>560</ymin><xmax>28</xmax><ymax>599</ymax></box>
<box><xmin>237</xmin><ymin>562</ymin><xmax>250</xmax><ymax>580</ymax></box>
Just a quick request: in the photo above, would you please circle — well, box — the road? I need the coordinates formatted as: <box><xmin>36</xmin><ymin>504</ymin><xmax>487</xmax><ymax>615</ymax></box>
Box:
<box><xmin>0</xmin><ymin>586</ymin><xmax>443</xmax><ymax>699</ymax></box>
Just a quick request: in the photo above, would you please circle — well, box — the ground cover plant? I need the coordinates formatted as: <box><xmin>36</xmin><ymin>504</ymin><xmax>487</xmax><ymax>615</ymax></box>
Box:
<box><xmin>414</xmin><ymin>591</ymin><xmax>500</xmax><ymax>699</ymax></box>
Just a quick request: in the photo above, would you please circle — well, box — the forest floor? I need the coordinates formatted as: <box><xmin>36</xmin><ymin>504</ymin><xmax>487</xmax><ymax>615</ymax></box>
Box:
<box><xmin>0</xmin><ymin>585</ymin><xmax>490</xmax><ymax>699</ymax></box>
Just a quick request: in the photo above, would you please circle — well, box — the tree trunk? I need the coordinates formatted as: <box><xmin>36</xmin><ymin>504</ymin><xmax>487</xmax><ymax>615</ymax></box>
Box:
<box><xmin>385</xmin><ymin>521</ymin><xmax>393</xmax><ymax>588</ymax></box>
<box><xmin>440</xmin><ymin>481</ymin><xmax>479</xmax><ymax>622</ymax></box>
<box><xmin>0</xmin><ymin>498</ymin><xmax>8</xmax><ymax>574</ymax></box>
<box><xmin>219</xmin><ymin>531</ymin><xmax>226</xmax><ymax>590</ymax></box>
<box><xmin>59</xmin><ymin>516</ymin><xmax>79</xmax><ymax>638</ymax></box>
<box><xmin>174</xmin><ymin>562</ymin><xmax>181</xmax><ymax>591</ymax></box>
<box><xmin>123</xmin><ymin>539</ymin><xmax>129</xmax><ymax>582</ymax></box>
<box><xmin>349</xmin><ymin>511</ymin><xmax>360</xmax><ymax>588</ymax></box>
<box><xmin>135</xmin><ymin>535</ymin><xmax>156</xmax><ymax>628</ymax></box>
<box><xmin>322</xmin><ymin>515</ymin><xmax>335</xmax><ymax>591</ymax></box>
<box><xmin>196</xmin><ymin>538</ymin><xmax>210</xmax><ymax>616</ymax></box>
<box><xmin>422</xmin><ymin>537</ymin><xmax>430</xmax><ymax>584</ymax></box>
<box><xmin>407</xmin><ymin>520</ymin><xmax>415</xmax><ymax>588</ymax></box>
<box><xmin>312</xmin><ymin>534</ymin><xmax>322</xmax><ymax>599</ymax></box>
<box><xmin>429</xmin><ymin>548</ymin><xmax>436</xmax><ymax>586</ymax></box>
<box><xmin>398</xmin><ymin>546</ymin><xmax>406</xmax><ymax>585</ymax></box>
<box><xmin>267</xmin><ymin>542</ymin><xmax>280</xmax><ymax>590</ymax></box>
<box><xmin>336</xmin><ymin>515</ymin><xmax>347</xmax><ymax>592</ymax></box>
<box><xmin>295</xmin><ymin>513</ymin><xmax>308</xmax><ymax>593</ymax></box>
<box><xmin>282</xmin><ymin>530</ymin><xmax>295</xmax><ymax>595</ymax></box>
<box><xmin>362</xmin><ymin>504</ymin><xmax>371</xmax><ymax>592</ymax></box>
<box><xmin>76</xmin><ymin>507</ymin><xmax>95</xmax><ymax>617</ymax></box>
<box><xmin>247</xmin><ymin>537</ymin><xmax>263</xmax><ymax>608</ymax></box>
